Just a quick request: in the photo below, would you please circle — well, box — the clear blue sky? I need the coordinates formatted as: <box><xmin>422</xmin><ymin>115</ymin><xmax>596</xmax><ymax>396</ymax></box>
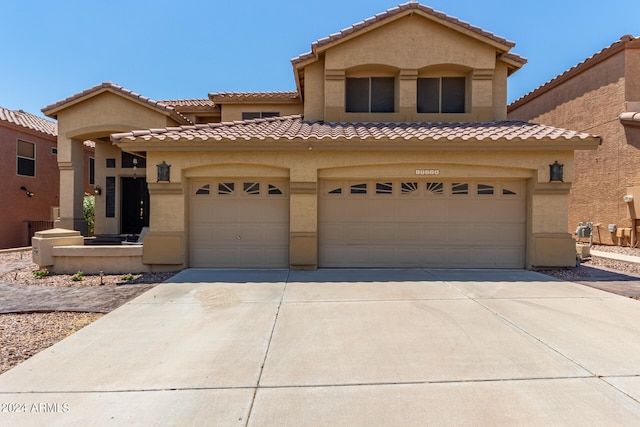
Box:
<box><xmin>1</xmin><ymin>0</ymin><xmax>638</xmax><ymax>118</ymax></box>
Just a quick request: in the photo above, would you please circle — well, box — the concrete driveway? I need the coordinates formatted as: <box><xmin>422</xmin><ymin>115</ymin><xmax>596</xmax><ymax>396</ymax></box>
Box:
<box><xmin>2</xmin><ymin>268</ymin><xmax>640</xmax><ymax>425</ymax></box>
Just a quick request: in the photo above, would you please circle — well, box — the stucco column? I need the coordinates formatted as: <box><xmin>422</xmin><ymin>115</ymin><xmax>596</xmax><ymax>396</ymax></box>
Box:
<box><xmin>472</xmin><ymin>69</ymin><xmax>494</xmax><ymax>121</ymax></box>
<box><xmin>528</xmin><ymin>181</ymin><xmax>576</xmax><ymax>268</ymax></box>
<box><xmin>289</xmin><ymin>167</ymin><xmax>318</xmax><ymax>269</ymax></box>
<box><xmin>56</xmin><ymin>138</ymin><xmax>87</xmax><ymax>235</ymax></box>
<box><xmin>142</xmin><ymin>182</ymin><xmax>185</xmax><ymax>270</ymax></box>
<box><xmin>324</xmin><ymin>69</ymin><xmax>345</xmax><ymax>122</ymax></box>
<box><xmin>399</xmin><ymin>69</ymin><xmax>418</xmax><ymax>120</ymax></box>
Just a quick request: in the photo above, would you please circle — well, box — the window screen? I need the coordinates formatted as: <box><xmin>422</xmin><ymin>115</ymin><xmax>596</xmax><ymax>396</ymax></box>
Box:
<box><xmin>346</xmin><ymin>77</ymin><xmax>394</xmax><ymax>113</ymax></box>
<box><xmin>417</xmin><ymin>77</ymin><xmax>465</xmax><ymax>113</ymax></box>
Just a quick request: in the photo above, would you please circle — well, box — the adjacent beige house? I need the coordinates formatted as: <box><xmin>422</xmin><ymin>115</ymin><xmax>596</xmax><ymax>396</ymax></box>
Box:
<box><xmin>509</xmin><ymin>35</ymin><xmax>640</xmax><ymax>246</ymax></box>
<box><xmin>43</xmin><ymin>2</ymin><xmax>600</xmax><ymax>271</ymax></box>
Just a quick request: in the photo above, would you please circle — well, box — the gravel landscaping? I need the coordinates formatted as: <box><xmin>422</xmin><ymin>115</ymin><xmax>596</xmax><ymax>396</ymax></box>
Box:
<box><xmin>1</xmin><ymin>244</ymin><xmax>640</xmax><ymax>375</ymax></box>
<box><xmin>0</xmin><ymin>250</ymin><xmax>176</xmax><ymax>374</ymax></box>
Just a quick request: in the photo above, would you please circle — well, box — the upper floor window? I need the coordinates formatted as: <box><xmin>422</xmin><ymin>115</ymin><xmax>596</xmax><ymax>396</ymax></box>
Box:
<box><xmin>346</xmin><ymin>77</ymin><xmax>394</xmax><ymax>113</ymax></box>
<box><xmin>17</xmin><ymin>140</ymin><xmax>35</xmax><ymax>177</ymax></box>
<box><xmin>417</xmin><ymin>77</ymin><xmax>465</xmax><ymax>113</ymax></box>
<box><xmin>242</xmin><ymin>112</ymin><xmax>279</xmax><ymax>120</ymax></box>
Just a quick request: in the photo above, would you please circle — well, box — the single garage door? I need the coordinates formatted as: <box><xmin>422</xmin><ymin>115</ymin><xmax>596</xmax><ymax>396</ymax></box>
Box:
<box><xmin>319</xmin><ymin>179</ymin><xmax>525</xmax><ymax>268</ymax></box>
<box><xmin>190</xmin><ymin>179</ymin><xmax>289</xmax><ymax>268</ymax></box>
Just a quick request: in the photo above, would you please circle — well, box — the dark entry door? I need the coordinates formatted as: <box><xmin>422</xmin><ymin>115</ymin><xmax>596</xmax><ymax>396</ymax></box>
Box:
<box><xmin>121</xmin><ymin>178</ymin><xmax>150</xmax><ymax>234</ymax></box>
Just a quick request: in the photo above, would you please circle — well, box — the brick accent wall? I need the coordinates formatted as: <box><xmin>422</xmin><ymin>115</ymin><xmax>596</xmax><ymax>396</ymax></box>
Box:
<box><xmin>509</xmin><ymin>48</ymin><xmax>638</xmax><ymax>245</ymax></box>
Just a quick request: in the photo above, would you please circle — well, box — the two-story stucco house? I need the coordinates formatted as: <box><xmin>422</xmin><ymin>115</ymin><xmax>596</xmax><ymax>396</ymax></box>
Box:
<box><xmin>42</xmin><ymin>2</ymin><xmax>600</xmax><ymax>270</ymax></box>
<box><xmin>0</xmin><ymin>106</ymin><xmax>59</xmax><ymax>249</ymax></box>
<box><xmin>509</xmin><ymin>35</ymin><xmax>640</xmax><ymax>247</ymax></box>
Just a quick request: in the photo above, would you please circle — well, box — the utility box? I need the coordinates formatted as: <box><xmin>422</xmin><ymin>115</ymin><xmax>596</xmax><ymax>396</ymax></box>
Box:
<box><xmin>32</xmin><ymin>228</ymin><xmax>84</xmax><ymax>268</ymax></box>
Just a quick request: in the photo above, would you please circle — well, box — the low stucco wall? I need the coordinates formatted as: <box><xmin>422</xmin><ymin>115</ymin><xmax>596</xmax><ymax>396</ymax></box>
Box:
<box><xmin>50</xmin><ymin>245</ymin><xmax>150</xmax><ymax>274</ymax></box>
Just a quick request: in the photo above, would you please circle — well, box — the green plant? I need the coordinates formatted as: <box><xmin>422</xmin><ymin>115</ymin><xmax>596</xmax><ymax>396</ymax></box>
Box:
<box><xmin>33</xmin><ymin>269</ymin><xmax>49</xmax><ymax>279</ymax></box>
<box><xmin>71</xmin><ymin>271</ymin><xmax>84</xmax><ymax>281</ymax></box>
<box><xmin>83</xmin><ymin>193</ymin><xmax>95</xmax><ymax>236</ymax></box>
<box><xmin>121</xmin><ymin>274</ymin><xmax>134</xmax><ymax>282</ymax></box>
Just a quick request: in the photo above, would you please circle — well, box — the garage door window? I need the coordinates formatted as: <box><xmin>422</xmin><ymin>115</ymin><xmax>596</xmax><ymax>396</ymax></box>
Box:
<box><xmin>217</xmin><ymin>182</ymin><xmax>235</xmax><ymax>195</ymax></box>
<box><xmin>244</xmin><ymin>182</ymin><xmax>260</xmax><ymax>195</ymax></box>
<box><xmin>401</xmin><ymin>182</ymin><xmax>418</xmax><ymax>194</ymax></box>
<box><xmin>477</xmin><ymin>184</ymin><xmax>494</xmax><ymax>195</ymax></box>
<box><xmin>426</xmin><ymin>182</ymin><xmax>444</xmax><ymax>195</ymax></box>
<box><xmin>196</xmin><ymin>184</ymin><xmax>210</xmax><ymax>195</ymax></box>
<box><xmin>452</xmin><ymin>183</ymin><xmax>469</xmax><ymax>195</ymax></box>
<box><xmin>350</xmin><ymin>183</ymin><xmax>367</xmax><ymax>194</ymax></box>
<box><xmin>195</xmin><ymin>181</ymin><xmax>287</xmax><ymax>198</ymax></box>
<box><xmin>376</xmin><ymin>182</ymin><xmax>393</xmax><ymax>194</ymax></box>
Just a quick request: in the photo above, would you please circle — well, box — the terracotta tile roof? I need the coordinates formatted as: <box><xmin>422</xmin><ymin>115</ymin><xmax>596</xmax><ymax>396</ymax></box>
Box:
<box><xmin>0</xmin><ymin>106</ymin><xmax>57</xmax><ymax>137</ymax></box>
<box><xmin>112</xmin><ymin>115</ymin><xmax>598</xmax><ymax>144</ymax></box>
<box><xmin>209</xmin><ymin>91</ymin><xmax>300</xmax><ymax>103</ymax></box>
<box><xmin>509</xmin><ymin>35</ymin><xmax>640</xmax><ymax>110</ymax></box>
<box><xmin>42</xmin><ymin>81</ymin><xmax>192</xmax><ymax>125</ymax></box>
<box><xmin>292</xmin><ymin>2</ymin><xmax>519</xmax><ymax>66</ymax></box>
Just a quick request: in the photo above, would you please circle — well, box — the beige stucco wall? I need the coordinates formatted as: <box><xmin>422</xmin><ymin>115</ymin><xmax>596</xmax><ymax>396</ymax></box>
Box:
<box><xmin>220</xmin><ymin>103</ymin><xmax>303</xmax><ymax>122</ymax></box>
<box><xmin>303</xmin><ymin>14</ymin><xmax>507</xmax><ymax>123</ymax></box>
<box><xmin>135</xmin><ymin>145</ymin><xmax>578</xmax><ymax>269</ymax></box>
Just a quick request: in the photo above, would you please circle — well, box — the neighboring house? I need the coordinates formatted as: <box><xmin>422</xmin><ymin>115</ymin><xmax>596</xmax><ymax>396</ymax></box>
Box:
<box><xmin>42</xmin><ymin>2</ymin><xmax>599</xmax><ymax>270</ymax></box>
<box><xmin>0</xmin><ymin>106</ymin><xmax>58</xmax><ymax>249</ymax></box>
<box><xmin>508</xmin><ymin>35</ymin><xmax>640</xmax><ymax>246</ymax></box>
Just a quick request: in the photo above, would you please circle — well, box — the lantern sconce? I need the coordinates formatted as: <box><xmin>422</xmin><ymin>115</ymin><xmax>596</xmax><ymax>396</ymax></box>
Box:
<box><xmin>94</xmin><ymin>185</ymin><xmax>102</xmax><ymax>196</ymax></box>
<box><xmin>549</xmin><ymin>161</ymin><xmax>564</xmax><ymax>182</ymax></box>
<box><xmin>157</xmin><ymin>161</ymin><xmax>171</xmax><ymax>182</ymax></box>
<box><xmin>132</xmin><ymin>157</ymin><xmax>138</xmax><ymax>180</ymax></box>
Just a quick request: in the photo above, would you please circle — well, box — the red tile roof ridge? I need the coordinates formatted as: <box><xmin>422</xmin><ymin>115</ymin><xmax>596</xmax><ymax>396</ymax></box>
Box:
<box><xmin>208</xmin><ymin>91</ymin><xmax>300</xmax><ymax>103</ymax></box>
<box><xmin>292</xmin><ymin>2</ymin><xmax>516</xmax><ymax>65</ymax></box>
<box><xmin>509</xmin><ymin>35</ymin><xmax>639</xmax><ymax>110</ymax></box>
<box><xmin>158</xmin><ymin>98</ymin><xmax>215</xmax><ymax>107</ymax></box>
<box><xmin>0</xmin><ymin>105</ymin><xmax>57</xmax><ymax>137</ymax></box>
<box><xmin>111</xmin><ymin>116</ymin><xmax>599</xmax><ymax>144</ymax></box>
<box><xmin>42</xmin><ymin>81</ymin><xmax>192</xmax><ymax>125</ymax></box>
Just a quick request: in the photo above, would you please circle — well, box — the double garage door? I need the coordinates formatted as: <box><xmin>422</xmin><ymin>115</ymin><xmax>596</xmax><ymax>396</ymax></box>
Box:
<box><xmin>319</xmin><ymin>180</ymin><xmax>525</xmax><ymax>268</ymax></box>
<box><xmin>190</xmin><ymin>178</ymin><xmax>525</xmax><ymax>269</ymax></box>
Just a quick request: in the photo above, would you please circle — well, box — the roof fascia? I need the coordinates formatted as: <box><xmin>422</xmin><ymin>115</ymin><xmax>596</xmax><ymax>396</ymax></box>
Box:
<box><xmin>43</xmin><ymin>86</ymin><xmax>191</xmax><ymax>125</ymax></box>
<box><xmin>0</xmin><ymin>120</ymin><xmax>57</xmax><ymax>140</ymax></box>
<box><xmin>114</xmin><ymin>137</ymin><xmax>601</xmax><ymax>152</ymax></box>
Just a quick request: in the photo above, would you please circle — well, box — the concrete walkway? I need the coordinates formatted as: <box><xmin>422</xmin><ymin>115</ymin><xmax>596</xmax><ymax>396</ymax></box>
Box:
<box><xmin>1</xmin><ymin>268</ymin><xmax>640</xmax><ymax>425</ymax></box>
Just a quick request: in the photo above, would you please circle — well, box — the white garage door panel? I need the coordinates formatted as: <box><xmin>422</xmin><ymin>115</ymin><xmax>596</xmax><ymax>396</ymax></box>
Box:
<box><xmin>190</xmin><ymin>180</ymin><xmax>289</xmax><ymax>268</ymax></box>
<box><xmin>319</xmin><ymin>180</ymin><xmax>526</xmax><ymax>268</ymax></box>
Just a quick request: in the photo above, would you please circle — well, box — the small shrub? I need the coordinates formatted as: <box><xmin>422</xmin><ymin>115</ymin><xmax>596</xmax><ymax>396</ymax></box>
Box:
<box><xmin>71</xmin><ymin>271</ymin><xmax>84</xmax><ymax>282</ymax></box>
<box><xmin>33</xmin><ymin>269</ymin><xmax>49</xmax><ymax>279</ymax></box>
<box><xmin>121</xmin><ymin>274</ymin><xmax>134</xmax><ymax>282</ymax></box>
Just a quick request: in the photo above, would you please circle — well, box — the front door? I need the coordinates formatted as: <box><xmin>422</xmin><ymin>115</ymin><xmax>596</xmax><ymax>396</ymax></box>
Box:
<box><xmin>121</xmin><ymin>178</ymin><xmax>150</xmax><ymax>234</ymax></box>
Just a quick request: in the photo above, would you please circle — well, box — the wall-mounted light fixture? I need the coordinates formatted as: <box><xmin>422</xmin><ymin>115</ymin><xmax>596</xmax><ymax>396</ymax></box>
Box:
<box><xmin>133</xmin><ymin>158</ymin><xmax>138</xmax><ymax>180</ymax></box>
<box><xmin>20</xmin><ymin>186</ymin><xmax>34</xmax><ymax>197</ymax></box>
<box><xmin>94</xmin><ymin>185</ymin><xmax>102</xmax><ymax>196</ymax></box>
<box><xmin>549</xmin><ymin>161</ymin><xmax>564</xmax><ymax>182</ymax></box>
<box><xmin>157</xmin><ymin>161</ymin><xmax>171</xmax><ymax>182</ymax></box>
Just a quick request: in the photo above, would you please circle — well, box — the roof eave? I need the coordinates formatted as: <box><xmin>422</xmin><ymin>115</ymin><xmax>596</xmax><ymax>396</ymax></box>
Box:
<box><xmin>113</xmin><ymin>136</ymin><xmax>602</xmax><ymax>152</ymax></box>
